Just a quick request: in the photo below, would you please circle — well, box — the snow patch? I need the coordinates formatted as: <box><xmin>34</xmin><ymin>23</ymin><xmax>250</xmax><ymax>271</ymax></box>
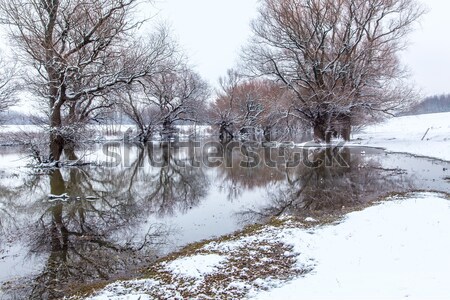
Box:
<box><xmin>352</xmin><ymin>112</ymin><xmax>450</xmax><ymax>161</ymax></box>
<box><xmin>164</xmin><ymin>253</ymin><xmax>227</xmax><ymax>279</ymax></box>
<box><xmin>87</xmin><ymin>279</ymin><xmax>159</xmax><ymax>300</ymax></box>
<box><xmin>304</xmin><ymin>217</ymin><xmax>318</xmax><ymax>223</ymax></box>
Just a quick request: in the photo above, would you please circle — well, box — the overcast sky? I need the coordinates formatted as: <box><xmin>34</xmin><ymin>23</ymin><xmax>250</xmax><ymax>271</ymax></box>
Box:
<box><xmin>6</xmin><ymin>0</ymin><xmax>449</xmax><ymax>113</ymax></box>
<box><xmin>155</xmin><ymin>0</ymin><xmax>450</xmax><ymax>96</ymax></box>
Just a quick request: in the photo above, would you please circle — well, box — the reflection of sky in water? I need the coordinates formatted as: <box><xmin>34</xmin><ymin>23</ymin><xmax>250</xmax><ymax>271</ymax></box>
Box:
<box><xmin>0</xmin><ymin>244</ymin><xmax>46</xmax><ymax>283</ymax></box>
<box><xmin>0</xmin><ymin>150</ymin><xmax>31</xmax><ymax>169</ymax></box>
<box><xmin>0</xmin><ymin>144</ymin><xmax>448</xmax><ymax>298</ymax></box>
<box><xmin>372</xmin><ymin>153</ymin><xmax>449</xmax><ymax>191</ymax></box>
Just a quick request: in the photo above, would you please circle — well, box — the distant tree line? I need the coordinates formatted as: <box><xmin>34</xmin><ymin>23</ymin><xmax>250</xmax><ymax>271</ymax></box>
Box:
<box><xmin>398</xmin><ymin>94</ymin><xmax>450</xmax><ymax>116</ymax></box>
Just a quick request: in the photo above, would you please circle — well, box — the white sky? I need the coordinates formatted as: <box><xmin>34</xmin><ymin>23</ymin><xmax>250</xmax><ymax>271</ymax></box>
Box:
<box><xmin>401</xmin><ymin>0</ymin><xmax>450</xmax><ymax>96</ymax></box>
<box><xmin>154</xmin><ymin>0</ymin><xmax>450</xmax><ymax>96</ymax></box>
<box><xmin>152</xmin><ymin>0</ymin><xmax>259</xmax><ymax>89</ymax></box>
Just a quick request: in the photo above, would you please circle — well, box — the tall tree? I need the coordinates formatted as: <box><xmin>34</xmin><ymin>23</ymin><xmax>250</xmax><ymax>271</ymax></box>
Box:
<box><xmin>0</xmin><ymin>0</ymin><xmax>172</xmax><ymax>161</ymax></box>
<box><xmin>244</xmin><ymin>0</ymin><xmax>425</xmax><ymax>142</ymax></box>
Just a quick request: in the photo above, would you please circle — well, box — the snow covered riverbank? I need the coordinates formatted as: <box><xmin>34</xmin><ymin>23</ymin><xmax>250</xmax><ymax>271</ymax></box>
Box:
<box><xmin>252</xmin><ymin>193</ymin><xmax>450</xmax><ymax>300</ymax></box>
<box><xmin>78</xmin><ymin>192</ymin><xmax>450</xmax><ymax>300</ymax></box>
<box><xmin>351</xmin><ymin>112</ymin><xmax>450</xmax><ymax>161</ymax></box>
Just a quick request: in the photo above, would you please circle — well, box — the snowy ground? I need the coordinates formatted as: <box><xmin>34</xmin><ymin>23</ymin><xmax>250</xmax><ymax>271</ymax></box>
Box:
<box><xmin>78</xmin><ymin>193</ymin><xmax>450</xmax><ymax>300</ymax></box>
<box><xmin>351</xmin><ymin>112</ymin><xmax>450</xmax><ymax>161</ymax></box>
<box><xmin>253</xmin><ymin>193</ymin><xmax>450</xmax><ymax>300</ymax></box>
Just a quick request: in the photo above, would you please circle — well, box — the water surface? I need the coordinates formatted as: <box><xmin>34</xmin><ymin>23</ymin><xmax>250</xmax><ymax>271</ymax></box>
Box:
<box><xmin>0</xmin><ymin>143</ymin><xmax>448</xmax><ymax>299</ymax></box>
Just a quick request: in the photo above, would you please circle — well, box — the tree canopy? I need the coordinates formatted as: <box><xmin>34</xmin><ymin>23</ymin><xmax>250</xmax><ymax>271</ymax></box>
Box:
<box><xmin>243</xmin><ymin>0</ymin><xmax>424</xmax><ymax>141</ymax></box>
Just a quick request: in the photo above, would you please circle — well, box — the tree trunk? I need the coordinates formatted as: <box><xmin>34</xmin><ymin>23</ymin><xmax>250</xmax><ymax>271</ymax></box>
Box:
<box><xmin>64</xmin><ymin>142</ymin><xmax>78</xmax><ymax>161</ymax></box>
<box><xmin>144</xmin><ymin>127</ymin><xmax>153</xmax><ymax>143</ymax></box>
<box><xmin>219</xmin><ymin>124</ymin><xmax>233</xmax><ymax>143</ymax></box>
<box><xmin>138</xmin><ymin>128</ymin><xmax>152</xmax><ymax>144</ymax></box>
<box><xmin>325</xmin><ymin>130</ymin><xmax>332</xmax><ymax>144</ymax></box>
<box><xmin>263</xmin><ymin>126</ymin><xmax>272</xmax><ymax>142</ymax></box>
<box><xmin>313</xmin><ymin>123</ymin><xmax>327</xmax><ymax>143</ymax></box>
<box><xmin>49</xmin><ymin>103</ymin><xmax>64</xmax><ymax>161</ymax></box>
<box><xmin>313</xmin><ymin>113</ymin><xmax>335</xmax><ymax>144</ymax></box>
<box><xmin>162</xmin><ymin>120</ymin><xmax>174</xmax><ymax>141</ymax></box>
<box><xmin>49</xmin><ymin>133</ymin><xmax>64</xmax><ymax>162</ymax></box>
<box><xmin>341</xmin><ymin>115</ymin><xmax>351</xmax><ymax>141</ymax></box>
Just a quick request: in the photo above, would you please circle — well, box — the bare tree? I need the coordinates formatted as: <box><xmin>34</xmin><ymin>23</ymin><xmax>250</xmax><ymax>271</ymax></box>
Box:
<box><xmin>244</xmin><ymin>0</ymin><xmax>425</xmax><ymax>142</ymax></box>
<box><xmin>0</xmin><ymin>0</ymin><xmax>174</xmax><ymax>162</ymax></box>
<box><xmin>122</xmin><ymin>64</ymin><xmax>210</xmax><ymax>142</ymax></box>
<box><xmin>209</xmin><ymin>70</ymin><xmax>297</xmax><ymax>142</ymax></box>
<box><xmin>254</xmin><ymin>80</ymin><xmax>295</xmax><ymax>142</ymax></box>
<box><xmin>209</xmin><ymin>70</ymin><xmax>246</xmax><ymax>143</ymax></box>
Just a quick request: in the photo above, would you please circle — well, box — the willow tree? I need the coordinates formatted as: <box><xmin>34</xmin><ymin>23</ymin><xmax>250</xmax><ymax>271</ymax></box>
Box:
<box><xmin>244</xmin><ymin>0</ymin><xmax>425</xmax><ymax>142</ymax></box>
<box><xmin>0</xmin><ymin>0</ymin><xmax>173</xmax><ymax>161</ymax></box>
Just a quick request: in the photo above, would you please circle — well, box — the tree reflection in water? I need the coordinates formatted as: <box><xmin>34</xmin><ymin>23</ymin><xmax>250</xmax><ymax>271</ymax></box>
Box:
<box><xmin>236</xmin><ymin>147</ymin><xmax>414</xmax><ymax>223</ymax></box>
<box><xmin>109</xmin><ymin>142</ymin><xmax>209</xmax><ymax>216</ymax></box>
<box><xmin>0</xmin><ymin>168</ymin><xmax>167</xmax><ymax>299</ymax></box>
<box><xmin>214</xmin><ymin>142</ymin><xmax>286</xmax><ymax>201</ymax></box>
<box><xmin>0</xmin><ymin>142</ymin><xmax>209</xmax><ymax>299</ymax></box>
<box><xmin>143</xmin><ymin>143</ymin><xmax>209</xmax><ymax>216</ymax></box>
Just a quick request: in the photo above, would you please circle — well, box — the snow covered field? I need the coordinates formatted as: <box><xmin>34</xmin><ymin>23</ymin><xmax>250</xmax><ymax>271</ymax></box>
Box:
<box><xmin>351</xmin><ymin>112</ymin><xmax>450</xmax><ymax>161</ymax></box>
<box><xmin>81</xmin><ymin>193</ymin><xmax>450</xmax><ymax>300</ymax></box>
<box><xmin>253</xmin><ymin>193</ymin><xmax>450</xmax><ymax>300</ymax></box>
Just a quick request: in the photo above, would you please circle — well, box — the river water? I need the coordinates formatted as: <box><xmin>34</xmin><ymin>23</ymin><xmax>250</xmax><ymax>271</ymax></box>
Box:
<box><xmin>0</xmin><ymin>142</ymin><xmax>448</xmax><ymax>299</ymax></box>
